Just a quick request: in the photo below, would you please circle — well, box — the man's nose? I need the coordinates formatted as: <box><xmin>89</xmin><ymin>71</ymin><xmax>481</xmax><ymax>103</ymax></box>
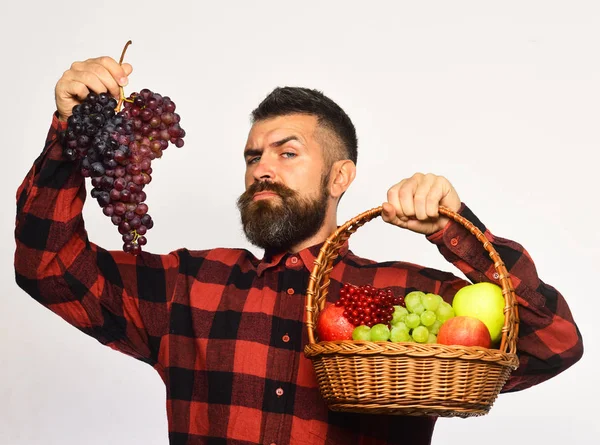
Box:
<box><xmin>252</xmin><ymin>156</ymin><xmax>276</xmax><ymax>182</ymax></box>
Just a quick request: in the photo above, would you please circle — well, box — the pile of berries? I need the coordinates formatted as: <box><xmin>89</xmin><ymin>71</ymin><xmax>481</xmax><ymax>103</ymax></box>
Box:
<box><xmin>335</xmin><ymin>283</ymin><xmax>405</xmax><ymax>327</ymax></box>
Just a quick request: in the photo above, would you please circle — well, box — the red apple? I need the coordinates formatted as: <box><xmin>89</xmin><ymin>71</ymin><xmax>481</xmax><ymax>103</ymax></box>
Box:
<box><xmin>316</xmin><ymin>303</ymin><xmax>355</xmax><ymax>341</ymax></box>
<box><xmin>437</xmin><ymin>316</ymin><xmax>492</xmax><ymax>348</ymax></box>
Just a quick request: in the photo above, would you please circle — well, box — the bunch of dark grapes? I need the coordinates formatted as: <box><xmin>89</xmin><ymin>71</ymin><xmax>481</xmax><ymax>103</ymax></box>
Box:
<box><xmin>61</xmin><ymin>89</ymin><xmax>185</xmax><ymax>255</ymax></box>
<box><xmin>335</xmin><ymin>283</ymin><xmax>405</xmax><ymax>327</ymax></box>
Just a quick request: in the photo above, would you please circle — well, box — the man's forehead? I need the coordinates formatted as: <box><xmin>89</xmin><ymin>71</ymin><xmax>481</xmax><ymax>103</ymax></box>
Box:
<box><xmin>246</xmin><ymin>114</ymin><xmax>318</xmax><ymax>146</ymax></box>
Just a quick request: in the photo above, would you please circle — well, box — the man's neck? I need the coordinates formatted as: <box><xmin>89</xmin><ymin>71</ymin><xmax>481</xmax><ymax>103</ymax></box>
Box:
<box><xmin>288</xmin><ymin>217</ymin><xmax>339</xmax><ymax>254</ymax></box>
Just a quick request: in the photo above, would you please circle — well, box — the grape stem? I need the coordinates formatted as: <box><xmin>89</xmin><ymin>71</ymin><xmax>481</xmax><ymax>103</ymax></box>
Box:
<box><xmin>115</xmin><ymin>40</ymin><xmax>133</xmax><ymax>113</ymax></box>
<box><xmin>118</xmin><ymin>40</ymin><xmax>132</xmax><ymax>65</ymax></box>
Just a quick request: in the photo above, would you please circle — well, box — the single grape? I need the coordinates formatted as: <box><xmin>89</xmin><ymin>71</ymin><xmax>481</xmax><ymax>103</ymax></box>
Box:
<box><xmin>427</xmin><ymin>333</ymin><xmax>437</xmax><ymax>344</ymax></box>
<box><xmin>391</xmin><ymin>321</ymin><xmax>409</xmax><ymax>333</ymax></box>
<box><xmin>352</xmin><ymin>325</ymin><xmax>372</xmax><ymax>341</ymax></box>
<box><xmin>412</xmin><ymin>326</ymin><xmax>429</xmax><ymax>343</ymax></box>
<box><xmin>370</xmin><ymin>323</ymin><xmax>391</xmax><ymax>341</ymax></box>
<box><xmin>391</xmin><ymin>306</ymin><xmax>408</xmax><ymax>324</ymax></box>
<box><xmin>411</xmin><ymin>303</ymin><xmax>426</xmax><ymax>315</ymax></box>
<box><xmin>420</xmin><ymin>310</ymin><xmax>436</xmax><ymax>327</ymax></box>
<box><xmin>436</xmin><ymin>302</ymin><xmax>455</xmax><ymax>322</ymax></box>
<box><xmin>390</xmin><ymin>326</ymin><xmax>411</xmax><ymax>342</ymax></box>
<box><xmin>405</xmin><ymin>313</ymin><xmax>421</xmax><ymax>329</ymax></box>
<box><xmin>405</xmin><ymin>291</ymin><xmax>425</xmax><ymax>310</ymax></box>
<box><xmin>429</xmin><ymin>319</ymin><xmax>443</xmax><ymax>335</ymax></box>
<box><xmin>122</xmin><ymin>232</ymin><xmax>134</xmax><ymax>243</ymax></box>
<box><xmin>422</xmin><ymin>293</ymin><xmax>442</xmax><ymax>312</ymax></box>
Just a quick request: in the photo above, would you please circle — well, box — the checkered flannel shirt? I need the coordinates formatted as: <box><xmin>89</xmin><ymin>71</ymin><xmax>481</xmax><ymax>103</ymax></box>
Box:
<box><xmin>14</xmin><ymin>115</ymin><xmax>583</xmax><ymax>445</ymax></box>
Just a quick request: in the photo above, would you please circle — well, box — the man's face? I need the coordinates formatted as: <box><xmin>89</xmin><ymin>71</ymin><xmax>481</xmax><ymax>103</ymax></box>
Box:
<box><xmin>237</xmin><ymin>114</ymin><xmax>331</xmax><ymax>251</ymax></box>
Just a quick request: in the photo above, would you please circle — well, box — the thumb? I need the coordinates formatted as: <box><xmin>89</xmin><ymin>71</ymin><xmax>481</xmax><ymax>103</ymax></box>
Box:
<box><xmin>121</xmin><ymin>63</ymin><xmax>133</xmax><ymax>77</ymax></box>
<box><xmin>381</xmin><ymin>202</ymin><xmax>395</xmax><ymax>222</ymax></box>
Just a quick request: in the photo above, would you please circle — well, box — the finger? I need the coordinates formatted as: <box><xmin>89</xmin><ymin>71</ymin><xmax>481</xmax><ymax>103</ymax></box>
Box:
<box><xmin>55</xmin><ymin>80</ymin><xmax>90</xmax><ymax>120</ymax></box>
<box><xmin>87</xmin><ymin>56</ymin><xmax>131</xmax><ymax>86</ymax></box>
<box><xmin>66</xmin><ymin>70</ymin><xmax>110</xmax><ymax>96</ymax></box>
<box><xmin>72</xmin><ymin>60</ymin><xmax>120</xmax><ymax>99</ymax></box>
<box><xmin>397</xmin><ymin>177</ymin><xmax>418</xmax><ymax>219</ymax></box>
<box><xmin>425</xmin><ymin>177</ymin><xmax>447</xmax><ymax>218</ymax></box>
<box><xmin>61</xmin><ymin>80</ymin><xmax>91</xmax><ymax>102</ymax></box>
<box><xmin>381</xmin><ymin>202</ymin><xmax>408</xmax><ymax>227</ymax></box>
<box><xmin>386</xmin><ymin>180</ymin><xmax>407</xmax><ymax>221</ymax></box>
<box><xmin>414</xmin><ymin>174</ymin><xmax>436</xmax><ymax>220</ymax></box>
<box><xmin>121</xmin><ymin>62</ymin><xmax>133</xmax><ymax>78</ymax></box>
<box><xmin>381</xmin><ymin>201</ymin><xmax>395</xmax><ymax>222</ymax></box>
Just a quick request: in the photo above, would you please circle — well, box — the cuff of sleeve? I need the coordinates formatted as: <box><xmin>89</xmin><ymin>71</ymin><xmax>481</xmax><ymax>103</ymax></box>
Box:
<box><xmin>426</xmin><ymin>203</ymin><xmax>489</xmax><ymax>266</ymax></box>
<box><xmin>34</xmin><ymin>113</ymin><xmax>68</xmax><ymax>171</ymax></box>
<box><xmin>52</xmin><ymin>111</ymin><xmax>68</xmax><ymax>131</ymax></box>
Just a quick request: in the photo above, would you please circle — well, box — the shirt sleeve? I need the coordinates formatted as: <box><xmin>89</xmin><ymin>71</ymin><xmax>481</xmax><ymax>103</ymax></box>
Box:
<box><xmin>14</xmin><ymin>114</ymin><xmax>181</xmax><ymax>370</ymax></box>
<box><xmin>427</xmin><ymin>203</ymin><xmax>583</xmax><ymax>393</ymax></box>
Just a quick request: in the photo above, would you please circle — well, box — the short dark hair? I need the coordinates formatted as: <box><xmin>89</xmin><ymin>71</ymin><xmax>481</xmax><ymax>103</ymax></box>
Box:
<box><xmin>251</xmin><ymin>87</ymin><xmax>358</xmax><ymax>166</ymax></box>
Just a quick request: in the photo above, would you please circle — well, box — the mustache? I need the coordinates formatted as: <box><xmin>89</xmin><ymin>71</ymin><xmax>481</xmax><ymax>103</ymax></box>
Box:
<box><xmin>237</xmin><ymin>181</ymin><xmax>296</xmax><ymax>207</ymax></box>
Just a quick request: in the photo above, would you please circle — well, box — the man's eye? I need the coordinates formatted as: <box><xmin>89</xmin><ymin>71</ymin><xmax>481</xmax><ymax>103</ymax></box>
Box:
<box><xmin>282</xmin><ymin>152</ymin><xmax>297</xmax><ymax>159</ymax></box>
<box><xmin>247</xmin><ymin>156</ymin><xmax>260</xmax><ymax>165</ymax></box>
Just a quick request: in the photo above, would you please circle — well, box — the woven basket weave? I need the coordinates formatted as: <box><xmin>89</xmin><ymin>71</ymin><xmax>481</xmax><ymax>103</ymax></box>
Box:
<box><xmin>304</xmin><ymin>206</ymin><xmax>520</xmax><ymax>417</ymax></box>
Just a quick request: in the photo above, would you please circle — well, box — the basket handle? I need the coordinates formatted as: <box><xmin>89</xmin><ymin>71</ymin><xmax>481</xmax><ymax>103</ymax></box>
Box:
<box><xmin>305</xmin><ymin>205</ymin><xmax>520</xmax><ymax>355</ymax></box>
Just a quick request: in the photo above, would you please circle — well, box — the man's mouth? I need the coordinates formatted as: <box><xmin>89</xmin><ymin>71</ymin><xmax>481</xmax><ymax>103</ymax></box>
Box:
<box><xmin>252</xmin><ymin>191</ymin><xmax>280</xmax><ymax>201</ymax></box>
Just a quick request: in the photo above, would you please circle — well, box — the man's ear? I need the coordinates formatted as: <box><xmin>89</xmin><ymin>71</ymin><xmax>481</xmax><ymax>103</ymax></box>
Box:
<box><xmin>329</xmin><ymin>160</ymin><xmax>356</xmax><ymax>199</ymax></box>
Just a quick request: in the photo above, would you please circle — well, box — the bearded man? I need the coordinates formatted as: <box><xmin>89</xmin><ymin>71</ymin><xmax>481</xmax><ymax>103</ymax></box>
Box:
<box><xmin>14</xmin><ymin>56</ymin><xmax>582</xmax><ymax>445</ymax></box>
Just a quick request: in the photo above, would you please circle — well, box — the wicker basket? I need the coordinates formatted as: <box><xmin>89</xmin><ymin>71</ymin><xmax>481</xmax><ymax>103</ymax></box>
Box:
<box><xmin>304</xmin><ymin>206</ymin><xmax>520</xmax><ymax>417</ymax></box>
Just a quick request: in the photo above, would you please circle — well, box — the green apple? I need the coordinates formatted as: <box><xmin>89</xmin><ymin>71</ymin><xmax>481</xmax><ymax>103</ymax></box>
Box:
<box><xmin>452</xmin><ymin>282</ymin><xmax>505</xmax><ymax>343</ymax></box>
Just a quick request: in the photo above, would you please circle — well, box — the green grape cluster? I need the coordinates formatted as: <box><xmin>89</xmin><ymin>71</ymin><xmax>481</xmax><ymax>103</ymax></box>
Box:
<box><xmin>351</xmin><ymin>291</ymin><xmax>455</xmax><ymax>343</ymax></box>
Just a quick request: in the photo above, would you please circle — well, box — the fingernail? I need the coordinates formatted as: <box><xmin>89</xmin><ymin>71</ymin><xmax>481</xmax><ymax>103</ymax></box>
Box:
<box><xmin>119</xmin><ymin>77</ymin><xmax>128</xmax><ymax>86</ymax></box>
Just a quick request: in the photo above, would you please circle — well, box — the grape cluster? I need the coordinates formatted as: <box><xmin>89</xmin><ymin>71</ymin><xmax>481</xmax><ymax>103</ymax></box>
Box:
<box><xmin>352</xmin><ymin>291</ymin><xmax>456</xmax><ymax>343</ymax></box>
<box><xmin>335</xmin><ymin>283</ymin><xmax>405</xmax><ymax>327</ymax></box>
<box><xmin>61</xmin><ymin>89</ymin><xmax>185</xmax><ymax>255</ymax></box>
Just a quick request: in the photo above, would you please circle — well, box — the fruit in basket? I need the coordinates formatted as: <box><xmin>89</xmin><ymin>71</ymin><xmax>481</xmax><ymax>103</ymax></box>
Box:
<box><xmin>337</xmin><ymin>287</ymin><xmax>458</xmax><ymax>344</ymax></box>
<box><xmin>412</xmin><ymin>325</ymin><xmax>429</xmax><ymax>343</ymax></box>
<box><xmin>435</xmin><ymin>301</ymin><xmax>455</xmax><ymax>322</ymax></box>
<box><xmin>420</xmin><ymin>310</ymin><xmax>436</xmax><ymax>327</ymax></box>
<box><xmin>422</xmin><ymin>293</ymin><xmax>442</xmax><ymax>311</ymax></box>
<box><xmin>437</xmin><ymin>316</ymin><xmax>492</xmax><ymax>348</ymax></box>
<box><xmin>390</xmin><ymin>324</ymin><xmax>411</xmax><ymax>342</ymax></box>
<box><xmin>452</xmin><ymin>282</ymin><xmax>505</xmax><ymax>343</ymax></box>
<box><xmin>352</xmin><ymin>325</ymin><xmax>372</xmax><ymax>341</ymax></box>
<box><xmin>429</xmin><ymin>319</ymin><xmax>443</xmax><ymax>335</ymax></box>
<box><xmin>391</xmin><ymin>306</ymin><xmax>408</xmax><ymax>324</ymax></box>
<box><xmin>405</xmin><ymin>313</ymin><xmax>421</xmax><ymax>329</ymax></box>
<box><xmin>388</xmin><ymin>290</ymin><xmax>452</xmax><ymax>343</ymax></box>
<box><xmin>404</xmin><ymin>291</ymin><xmax>423</xmax><ymax>309</ymax></box>
<box><xmin>316</xmin><ymin>303</ymin><xmax>355</xmax><ymax>341</ymax></box>
<box><xmin>370</xmin><ymin>323</ymin><xmax>391</xmax><ymax>341</ymax></box>
<box><xmin>335</xmin><ymin>282</ymin><xmax>404</xmax><ymax>327</ymax></box>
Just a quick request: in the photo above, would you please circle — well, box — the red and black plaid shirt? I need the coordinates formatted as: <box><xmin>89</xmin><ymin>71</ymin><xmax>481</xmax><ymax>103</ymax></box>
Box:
<box><xmin>14</xmin><ymin>115</ymin><xmax>583</xmax><ymax>445</ymax></box>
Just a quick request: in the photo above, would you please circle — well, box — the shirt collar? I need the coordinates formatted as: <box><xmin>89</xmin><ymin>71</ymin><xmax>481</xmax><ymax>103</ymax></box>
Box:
<box><xmin>256</xmin><ymin>240</ymin><xmax>350</xmax><ymax>277</ymax></box>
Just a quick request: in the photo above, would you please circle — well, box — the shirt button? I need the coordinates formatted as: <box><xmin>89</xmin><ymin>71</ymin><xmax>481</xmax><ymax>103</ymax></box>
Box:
<box><xmin>276</xmin><ymin>387</ymin><xmax>284</xmax><ymax>396</ymax></box>
<box><xmin>450</xmin><ymin>237</ymin><xmax>459</xmax><ymax>246</ymax></box>
<box><xmin>286</xmin><ymin>288</ymin><xmax>295</xmax><ymax>295</ymax></box>
<box><xmin>493</xmin><ymin>272</ymin><xmax>500</xmax><ymax>279</ymax></box>
<box><xmin>282</xmin><ymin>334</ymin><xmax>290</xmax><ymax>343</ymax></box>
<box><xmin>291</xmin><ymin>256</ymin><xmax>298</xmax><ymax>264</ymax></box>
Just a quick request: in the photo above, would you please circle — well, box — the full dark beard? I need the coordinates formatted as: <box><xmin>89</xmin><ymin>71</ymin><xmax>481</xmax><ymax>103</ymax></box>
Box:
<box><xmin>236</xmin><ymin>180</ymin><xmax>329</xmax><ymax>252</ymax></box>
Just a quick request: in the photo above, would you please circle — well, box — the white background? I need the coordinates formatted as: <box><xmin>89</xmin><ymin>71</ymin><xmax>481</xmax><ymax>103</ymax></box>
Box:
<box><xmin>1</xmin><ymin>0</ymin><xmax>598</xmax><ymax>444</ymax></box>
